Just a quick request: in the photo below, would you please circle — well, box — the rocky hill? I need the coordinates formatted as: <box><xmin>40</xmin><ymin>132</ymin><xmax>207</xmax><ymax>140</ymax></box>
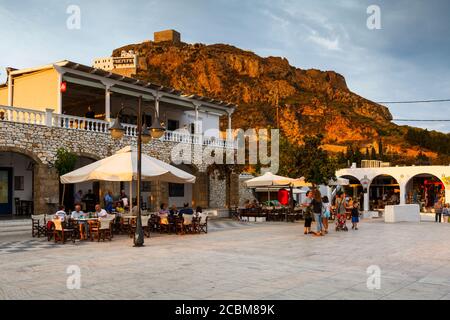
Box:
<box><xmin>112</xmin><ymin>40</ymin><xmax>441</xmax><ymax>161</ymax></box>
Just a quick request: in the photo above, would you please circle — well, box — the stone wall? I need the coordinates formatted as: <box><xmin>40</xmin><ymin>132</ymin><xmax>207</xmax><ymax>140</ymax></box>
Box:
<box><xmin>209</xmin><ymin>172</ymin><xmax>227</xmax><ymax>209</ymax></box>
<box><xmin>0</xmin><ymin>121</ymin><xmax>239</xmax><ymax>212</ymax></box>
<box><xmin>33</xmin><ymin>164</ymin><xmax>59</xmax><ymax>214</ymax></box>
<box><xmin>238</xmin><ymin>175</ymin><xmax>256</xmax><ymax>207</ymax></box>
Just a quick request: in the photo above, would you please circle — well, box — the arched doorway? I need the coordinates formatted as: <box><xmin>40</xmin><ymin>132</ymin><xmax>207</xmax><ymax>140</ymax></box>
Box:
<box><xmin>369</xmin><ymin>174</ymin><xmax>400</xmax><ymax>210</ymax></box>
<box><xmin>340</xmin><ymin>175</ymin><xmax>364</xmax><ymax>208</ymax></box>
<box><xmin>406</xmin><ymin>174</ymin><xmax>445</xmax><ymax>210</ymax></box>
<box><xmin>0</xmin><ymin>151</ymin><xmax>38</xmax><ymax>216</ymax></box>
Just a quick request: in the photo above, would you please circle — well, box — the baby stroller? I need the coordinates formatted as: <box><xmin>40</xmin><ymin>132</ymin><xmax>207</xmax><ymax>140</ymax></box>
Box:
<box><xmin>335</xmin><ymin>213</ymin><xmax>348</xmax><ymax>232</ymax></box>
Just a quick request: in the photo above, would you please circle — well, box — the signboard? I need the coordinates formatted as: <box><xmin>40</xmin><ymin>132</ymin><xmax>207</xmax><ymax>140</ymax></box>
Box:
<box><xmin>113</xmin><ymin>57</ymin><xmax>135</xmax><ymax>66</ymax></box>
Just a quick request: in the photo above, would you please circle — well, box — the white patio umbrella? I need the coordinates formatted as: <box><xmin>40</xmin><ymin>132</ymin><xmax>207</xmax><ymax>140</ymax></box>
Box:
<box><xmin>60</xmin><ymin>146</ymin><xmax>196</xmax><ymax>209</ymax></box>
<box><xmin>244</xmin><ymin>172</ymin><xmax>296</xmax><ymax>188</ymax></box>
<box><xmin>245</xmin><ymin>172</ymin><xmax>300</xmax><ymax>207</ymax></box>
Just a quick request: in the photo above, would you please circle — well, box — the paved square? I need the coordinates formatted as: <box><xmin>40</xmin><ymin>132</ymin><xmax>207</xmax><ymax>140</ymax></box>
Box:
<box><xmin>1</xmin><ymin>219</ymin><xmax>450</xmax><ymax>300</ymax></box>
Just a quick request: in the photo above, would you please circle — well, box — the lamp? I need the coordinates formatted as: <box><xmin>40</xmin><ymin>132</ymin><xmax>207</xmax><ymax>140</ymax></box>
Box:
<box><xmin>109</xmin><ymin>117</ymin><xmax>125</xmax><ymax>140</ymax></box>
<box><xmin>149</xmin><ymin>116</ymin><xmax>165</xmax><ymax>139</ymax></box>
<box><xmin>108</xmin><ymin>96</ymin><xmax>166</xmax><ymax>247</ymax></box>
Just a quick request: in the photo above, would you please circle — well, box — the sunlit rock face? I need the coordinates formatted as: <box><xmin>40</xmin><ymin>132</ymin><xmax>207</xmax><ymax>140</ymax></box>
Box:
<box><xmin>110</xmin><ymin>39</ymin><xmax>430</xmax><ymax>157</ymax></box>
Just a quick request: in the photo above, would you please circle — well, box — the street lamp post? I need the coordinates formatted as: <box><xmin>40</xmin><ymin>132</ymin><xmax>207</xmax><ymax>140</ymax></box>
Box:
<box><xmin>109</xmin><ymin>95</ymin><xmax>165</xmax><ymax>247</ymax></box>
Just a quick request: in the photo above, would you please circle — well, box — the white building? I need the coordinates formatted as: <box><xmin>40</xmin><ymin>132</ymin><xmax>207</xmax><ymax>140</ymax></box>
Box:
<box><xmin>93</xmin><ymin>50</ymin><xmax>138</xmax><ymax>72</ymax></box>
<box><xmin>336</xmin><ymin>165</ymin><xmax>450</xmax><ymax>212</ymax></box>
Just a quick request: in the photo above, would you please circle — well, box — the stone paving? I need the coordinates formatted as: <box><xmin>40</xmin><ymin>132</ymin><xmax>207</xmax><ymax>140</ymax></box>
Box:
<box><xmin>0</xmin><ymin>218</ymin><xmax>450</xmax><ymax>300</ymax></box>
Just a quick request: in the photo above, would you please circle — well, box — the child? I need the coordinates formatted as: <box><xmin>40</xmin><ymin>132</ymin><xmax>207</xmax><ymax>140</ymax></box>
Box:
<box><xmin>443</xmin><ymin>203</ymin><xmax>450</xmax><ymax>223</ymax></box>
<box><xmin>351</xmin><ymin>202</ymin><xmax>360</xmax><ymax>230</ymax></box>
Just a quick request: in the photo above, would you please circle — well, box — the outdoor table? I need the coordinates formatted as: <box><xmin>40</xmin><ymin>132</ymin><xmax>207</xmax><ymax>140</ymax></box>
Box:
<box><xmin>73</xmin><ymin>218</ymin><xmax>98</xmax><ymax>240</ymax></box>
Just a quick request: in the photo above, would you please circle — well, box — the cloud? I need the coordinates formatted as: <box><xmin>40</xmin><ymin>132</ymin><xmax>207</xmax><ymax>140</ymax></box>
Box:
<box><xmin>308</xmin><ymin>33</ymin><xmax>341</xmax><ymax>51</ymax></box>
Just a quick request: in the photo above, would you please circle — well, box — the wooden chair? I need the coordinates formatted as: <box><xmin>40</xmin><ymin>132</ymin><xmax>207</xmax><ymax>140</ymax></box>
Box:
<box><xmin>174</xmin><ymin>216</ymin><xmax>184</xmax><ymax>235</ymax></box>
<box><xmin>98</xmin><ymin>218</ymin><xmax>113</xmax><ymax>241</ymax></box>
<box><xmin>159</xmin><ymin>215</ymin><xmax>171</xmax><ymax>234</ymax></box>
<box><xmin>53</xmin><ymin>219</ymin><xmax>76</xmax><ymax>244</ymax></box>
<box><xmin>129</xmin><ymin>215</ymin><xmax>151</xmax><ymax>238</ymax></box>
<box><xmin>31</xmin><ymin>214</ymin><xmax>47</xmax><ymax>238</ymax></box>
<box><xmin>149</xmin><ymin>214</ymin><xmax>160</xmax><ymax>233</ymax></box>
<box><xmin>192</xmin><ymin>215</ymin><xmax>201</xmax><ymax>233</ymax></box>
<box><xmin>141</xmin><ymin>215</ymin><xmax>150</xmax><ymax>238</ymax></box>
<box><xmin>14</xmin><ymin>198</ymin><xmax>22</xmax><ymax>215</ymax></box>
<box><xmin>45</xmin><ymin>219</ymin><xmax>55</xmax><ymax>241</ymax></box>
<box><xmin>183</xmin><ymin>214</ymin><xmax>193</xmax><ymax>234</ymax></box>
<box><xmin>89</xmin><ymin>220</ymin><xmax>101</xmax><ymax>241</ymax></box>
<box><xmin>199</xmin><ymin>213</ymin><xmax>208</xmax><ymax>234</ymax></box>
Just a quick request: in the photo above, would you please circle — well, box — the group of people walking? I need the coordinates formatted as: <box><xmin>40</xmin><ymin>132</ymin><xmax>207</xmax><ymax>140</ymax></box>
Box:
<box><xmin>302</xmin><ymin>190</ymin><xmax>360</xmax><ymax>236</ymax></box>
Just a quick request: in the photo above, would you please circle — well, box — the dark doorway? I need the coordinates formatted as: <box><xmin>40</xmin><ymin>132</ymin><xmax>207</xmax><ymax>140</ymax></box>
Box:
<box><xmin>0</xmin><ymin>168</ymin><xmax>13</xmax><ymax>215</ymax></box>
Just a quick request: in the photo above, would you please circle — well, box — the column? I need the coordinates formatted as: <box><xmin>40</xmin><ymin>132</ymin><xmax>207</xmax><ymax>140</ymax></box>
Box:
<box><xmin>57</xmin><ymin>72</ymin><xmax>63</xmax><ymax>114</ymax></box>
<box><xmin>399</xmin><ymin>183</ymin><xmax>406</xmax><ymax>205</ymax></box>
<box><xmin>155</xmin><ymin>93</ymin><xmax>160</xmax><ymax>117</ymax></box>
<box><xmin>7</xmin><ymin>73</ymin><xmax>13</xmax><ymax>106</ymax></box>
<box><xmin>105</xmin><ymin>85</ymin><xmax>111</xmax><ymax>121</ymax></box>
<box><xmin>364</xmin><ymin>192</ymin><xmax>370</xmax><ymax>212</ymax></box>
<box><xmin>194</xmin><ymin>102</ymin><xmax>200</xmax><ymax>134</ymax></box>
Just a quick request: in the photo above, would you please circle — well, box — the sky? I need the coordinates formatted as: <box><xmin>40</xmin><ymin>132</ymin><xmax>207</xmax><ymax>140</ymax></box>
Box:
<box><xmin>1</xmin><ymin>0</ymin><xmax>450</xmax><ymax>132</ymax></box>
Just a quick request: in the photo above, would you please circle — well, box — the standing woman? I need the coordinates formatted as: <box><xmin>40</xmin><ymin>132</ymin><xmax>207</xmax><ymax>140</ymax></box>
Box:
<box><xmin>322</xmin><ymin>196</ymin><xmax>331</xmax><ymax>234</ymax></box>
<box><xmin>302</xmin><ymin>191</ymin><xmax>313</xmax><ymax>235</ymax></box>
<box><xmin>311</xmin><ymin>190</ymin><xmax>323</xmax><ymax>236</ymax></box>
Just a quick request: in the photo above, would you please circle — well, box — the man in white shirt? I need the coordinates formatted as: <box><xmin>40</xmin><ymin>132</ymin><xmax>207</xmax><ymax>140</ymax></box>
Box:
<box><xmin>71</xmin><ymin>204</ymin><xmax>85</xmax><ymax>219</ymax></box>
<box><xmin>95</xmin><ymin>204</ymin><xmax>108</xmax><ymax>218</ymax></box>
<box><xmin>54</xmin><ymin>205</ymin><xmax>67</xmax><ymax>222</ymax></box>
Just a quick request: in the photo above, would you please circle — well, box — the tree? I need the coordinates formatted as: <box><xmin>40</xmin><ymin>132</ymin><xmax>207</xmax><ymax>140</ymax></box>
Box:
<box><xmin>54</xmin><ymin>148</ymin><xmax>77</xmax><ymax>205</ymax></box>
<box><xmin>415</xmin><ymin>152</ymin><xmax>430</xmax><ymax>165</ymax></box>
<box><xmin>371</xmin><ymin>147</ymin><xmax>377</xmax><ymax>160</ymax></box>
<box><xmin>365</xmin><ymin>147</ymin><xmax>370</xmax><ymax>160</ymax></box>
<box><xmin>279</xmin><ymin>134</ymin><xmax>337</xmax><ymax>186</ymax></box>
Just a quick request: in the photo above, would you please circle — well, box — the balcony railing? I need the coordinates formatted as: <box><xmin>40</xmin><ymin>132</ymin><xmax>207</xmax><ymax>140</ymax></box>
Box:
<box><xmin>0</xmin><ymin>105</ymin><xmax>237</xmax><ymax>149</ymax></box>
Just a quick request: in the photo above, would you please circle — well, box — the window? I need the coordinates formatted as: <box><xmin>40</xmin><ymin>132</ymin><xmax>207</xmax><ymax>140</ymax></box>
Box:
<box><xmin>169</xmin><ymin>183</ymin><xmax>184</xmax><ymax>197</ymax></box>
<box><xmin>142</xmin><ymin>182</ymin><xmax>152</xmax><ymax>192</ymax></box>
<box><xmin>167</xmin><ymin>119</ymin><xmax>179</xmax><ymax>131</ymax></box>
<box><xmin>14</xmin><ymin>176</ymin><xmax>24</xmax><ymax>191</ymax></box>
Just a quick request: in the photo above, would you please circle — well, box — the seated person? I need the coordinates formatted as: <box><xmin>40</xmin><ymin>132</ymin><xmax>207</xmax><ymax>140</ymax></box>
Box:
<box><xmin>94</xmin><ymin>204</ymin><xmax>108</xmax><ymax>218</ymax></box>
<box><xmin>178</xmin><ymin>203</ymin><xmax>194</xmax><ymax>216</ymax></box>
<box><xmin>54</xmin><ymin>205</ymin><xmax>67</xmax><ymax>222</ymax></box>
<box><xmin>169</xmin><ymin>204</ymin><xmax>178</xmax><ymax>217</ymax></box>
<box><xmin>71</xmin><ymin>204</ymin><xmax>85</xmax><ymax>219</ymax></box>
<box><xmin>243</xmin><ymin>199</ymin><xmax>251</xmax><ymax>209</ymax></box>
<box><xmin>194</xmin><ymin>206</ymin><xmax>202</xmax><ymax>217</ymax></box>
<box><xmin>250</xmin><ymin>199</ymin><xmax>260</xmax><ymax>208</ymax></box>
<box><xmin>115</xmin><ymin>202</ymin><xmax>125</xmax><ymax>214</ymax></box>
<box><xmin>159</xmin><ymin>203</ymin><xmax>169</xmax><ymax>215</ymax></box>
<box><xmin>131</xmin><ymin>205</ymin><xmax>140</xmax><ymax>215</ymax></box>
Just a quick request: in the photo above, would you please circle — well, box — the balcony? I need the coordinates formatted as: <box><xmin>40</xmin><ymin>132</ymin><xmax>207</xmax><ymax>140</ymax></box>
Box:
<box><xmin>0</xmin><ymin>105</ymin><xmax>237</xmax><ymax>149</ymax></box>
